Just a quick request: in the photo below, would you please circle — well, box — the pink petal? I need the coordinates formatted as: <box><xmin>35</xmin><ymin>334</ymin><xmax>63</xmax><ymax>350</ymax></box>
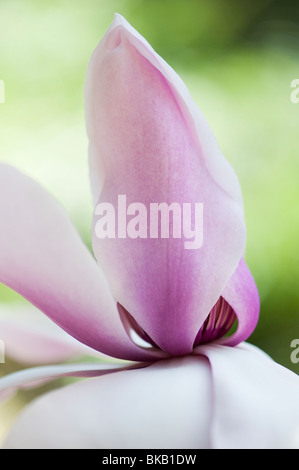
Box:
<box><xmin>86</xmin><ymin>15</ymin><xmax>246</xmax><ymax>355</ymax></box>
<box><xmin>0</xmin><ymin>164</ymin><xmax>158</xmax><ymax>362</ymax></box>
<box><xmin>87</xmin><ymin>14</ymin><xmax>243</xmax><ymax>206</ymax></box>
<box><xmin>193</xmin><ymin>258</ymin><xmax>260</xmax><ymax>347</ymax></box>
<box><xmin>0</xmin><ymin>303</ymin><xmax>103</xmax><ymax>365</ymax></box>
<box><xmin>219</xmin><ymin>258</ymin><xmax>260</xmax><ymax>346</ymax></box>
<box><xmin>199</xmin><ymin>343</ymin><xmax>299</xmax><ymax>449</ymax></box>
<box><xmin>2</xmin><ymin>356</ymin><xmax>212</xmax><ymax>449</ymax></box>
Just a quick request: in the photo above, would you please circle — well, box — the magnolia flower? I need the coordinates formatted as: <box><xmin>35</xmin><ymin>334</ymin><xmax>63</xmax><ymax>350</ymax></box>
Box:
<box><xmin>1</xmin><ymin>14</ymin><xmax>299</xmax><ymax>449</ymax></box>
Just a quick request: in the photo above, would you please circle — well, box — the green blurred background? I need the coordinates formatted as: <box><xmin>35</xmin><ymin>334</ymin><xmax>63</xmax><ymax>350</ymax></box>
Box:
<box><xmin>0</xmin><ymin>0</ymin><xmax>299</xmax><ymax>436</ymax></box>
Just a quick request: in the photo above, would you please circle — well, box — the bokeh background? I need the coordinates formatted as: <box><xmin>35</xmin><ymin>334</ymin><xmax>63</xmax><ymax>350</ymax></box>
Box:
<box><xmin>0</xmin><ymin>0</ymin><xmax>298</xmax><ymax>443</ymax></box>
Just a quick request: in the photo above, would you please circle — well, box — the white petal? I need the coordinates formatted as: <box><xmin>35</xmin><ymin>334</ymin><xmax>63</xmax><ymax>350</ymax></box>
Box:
<box><xmin>3</xmin><ymin>356</ymin><xmax>212</xmax><ymax>449</ymax></box>
<box><xmin>199</xmin><ymin>342</ymin><xmax>299</xmax><ymax>449</ymax></box>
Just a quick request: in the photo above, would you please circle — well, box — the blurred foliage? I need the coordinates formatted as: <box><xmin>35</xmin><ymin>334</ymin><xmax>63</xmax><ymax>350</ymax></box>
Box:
<box><xmin>0</xmin><ymin>0</ymin><xmax>298</xmax><ymax>385</ymax></box>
